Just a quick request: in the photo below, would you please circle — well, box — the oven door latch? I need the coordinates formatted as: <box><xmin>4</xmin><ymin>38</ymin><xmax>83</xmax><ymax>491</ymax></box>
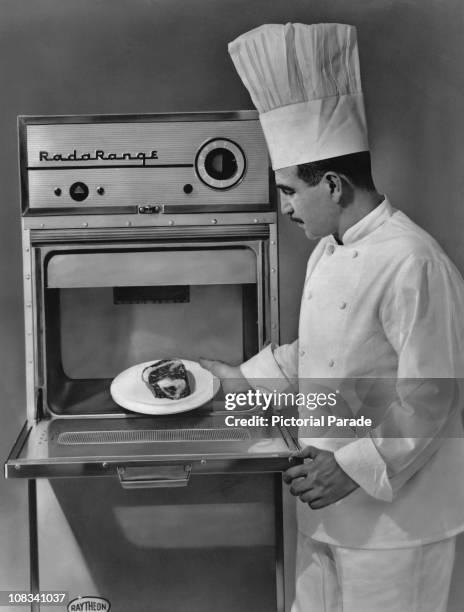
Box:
<box><xmin>137</xmin><ymin>204</ymin><xmax>164</xmax><ymax>214</ymax></box>
<box><xmin>117</xmin><ymin>464</ymin><xmax>192</xmax><ymax>489</ymax></box>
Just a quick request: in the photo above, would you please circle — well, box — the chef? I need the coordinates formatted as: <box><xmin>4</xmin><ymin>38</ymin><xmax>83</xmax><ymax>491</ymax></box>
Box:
<box><xmin>201</xmin><ymin>22</ymin><xmax>464</xmax><ymax>612</ymax></box>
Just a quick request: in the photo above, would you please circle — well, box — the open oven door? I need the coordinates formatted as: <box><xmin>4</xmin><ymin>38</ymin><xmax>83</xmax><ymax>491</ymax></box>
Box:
<box><xmin>5</xmin><ymin>409</ymin><xmax>300</xmax><ymax>481</ymax></box>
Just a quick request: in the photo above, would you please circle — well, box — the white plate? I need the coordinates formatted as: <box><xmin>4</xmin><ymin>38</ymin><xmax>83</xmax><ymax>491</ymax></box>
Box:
<box><xmin>110</xmin><ymin>359</ymin><xmax>220</xmax><ymax>415</ymax></box>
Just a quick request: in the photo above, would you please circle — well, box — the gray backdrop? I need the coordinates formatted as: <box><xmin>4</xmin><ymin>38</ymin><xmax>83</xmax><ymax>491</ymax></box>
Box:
<box><xmin>1</xmin><ymin>0</ymin><xmax>463</xmax><ymax>607</ymax></box>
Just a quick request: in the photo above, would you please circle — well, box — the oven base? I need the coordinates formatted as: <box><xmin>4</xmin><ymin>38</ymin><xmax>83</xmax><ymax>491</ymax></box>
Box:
<box><xmin>31</xmin><ymin>474</ymin><xmax>285</xmax><ymax>612</ymax></box>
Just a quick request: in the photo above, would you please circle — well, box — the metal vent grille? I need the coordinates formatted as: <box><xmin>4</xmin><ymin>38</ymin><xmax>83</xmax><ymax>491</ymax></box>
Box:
<box><xmin>58</xmin><ymin>428</ymin><xmax>251</xmax><ymax>445</ymax></box>
<box><xmin>30</xmin><ymin>225</ymin><xmax>270</xmax><ymax>243</ymax></box>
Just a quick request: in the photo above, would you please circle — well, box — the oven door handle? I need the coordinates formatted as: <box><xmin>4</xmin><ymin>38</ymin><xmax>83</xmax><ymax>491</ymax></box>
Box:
<box><xmin>117</xmin><ymin>464</ymin><xmax>192</xmax><ymax>489</ymax></box>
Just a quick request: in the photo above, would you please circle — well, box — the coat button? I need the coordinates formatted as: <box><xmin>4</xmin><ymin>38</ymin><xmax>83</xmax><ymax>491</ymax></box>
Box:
<box><xmin>352</xmin><ymin>250</ymin><xmax>359</xmax><ymax>258</ymax></box>
<box><xmin>306</xmin><ymin>290</ymin><xmax>313</xmax><ymax>300</ymax></box>
<box><xmin>339</xmin><ymin>301</ymin><xmax>347</xmax><ymax>310</ymax></box>
<box><xmin>300</xmin><ymin>349</ymin><xmax>306</xmax><ymax>357</ymax></box>
<box><xmin>328</xmin><ymin>359</ymin><xmax>335</xmax><ymax>367</ymax></box>
<box><xmin>326</xmin><ymin>244</ymin><xmax>335</xmax><ymax>255</ymax></box>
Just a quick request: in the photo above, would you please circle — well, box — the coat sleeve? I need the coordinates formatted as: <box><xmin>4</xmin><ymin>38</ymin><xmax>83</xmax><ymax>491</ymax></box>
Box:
<box><xmin>334</xmin><ymin>255</ymin><xmax>464</xmax><ymax>502</ymax></box>
<box><xmin>240</xmin><ymin>340</ymin><xmax>299</xmax><ymax>392</ymax></box>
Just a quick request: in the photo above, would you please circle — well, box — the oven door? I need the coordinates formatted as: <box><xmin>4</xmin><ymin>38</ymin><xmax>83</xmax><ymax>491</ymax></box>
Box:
<box><xmin>6</xmin><ymin>412</ymin><xmax>299</xmax><ymax>480</ymax></box>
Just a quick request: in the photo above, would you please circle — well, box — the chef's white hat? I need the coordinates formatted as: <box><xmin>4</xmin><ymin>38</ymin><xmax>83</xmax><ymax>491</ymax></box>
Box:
<box><xmin>228</xmin><ymin>23</ymin><xmax>369</xmax><ymax>170</ymax></box>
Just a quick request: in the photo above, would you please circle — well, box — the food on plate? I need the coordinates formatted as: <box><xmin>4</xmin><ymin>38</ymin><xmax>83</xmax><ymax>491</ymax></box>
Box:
<box><xmin>142</xmin><ymin>359</ymin><xmax>192</xmax><ymax>400</ymax></box>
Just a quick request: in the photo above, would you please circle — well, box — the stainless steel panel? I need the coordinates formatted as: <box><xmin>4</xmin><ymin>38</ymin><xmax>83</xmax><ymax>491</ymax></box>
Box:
<box><xmin>25</xmin><ymin>118</ymin><xmax>269</xmax><ymax>210</ymax></box>
<box><xmin>6</xmin><ymin>415</ymin><xmax>297</xmax><ymax>479</ymax></box>
<box><xmin>22</xmin><ymin>228</ymin><xmax>39</xmax><ymax>422</ymax></box>
<box><xmin>27</xmin><ymin>166</ymin><xmax>269</xmax><ymax>209</ymax></box>
<box><xmin>29</xmin><ymin>224</ymin><xmax>271</xmax><ymax>242</ymax></box>
<box><xmin>269</xmin><ymin>222</ymin><xmax>280</xmax><ymax>345</ymax></box>
<box><xmin>35</xmin><ymin>474</ymin><xmax>283</xmax><ymax>611</ymax></box>
<box><xmin>23</xmin><ymin>213</ymin><xmax>276</xmax><ymax>230</ymax></box>
<box><xmin>26</xmin><ymin>120</ymin><xmax>266</xmax><ymax>168</ymax></box>
<box><xmin>47</xmin><ymin>248</ymin><xmax>257</xmax><ymax>288</ymax></box>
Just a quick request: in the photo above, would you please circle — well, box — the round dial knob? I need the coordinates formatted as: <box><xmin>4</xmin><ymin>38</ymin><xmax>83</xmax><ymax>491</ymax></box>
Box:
<box><xmin>195</xmin><ymin>138</ymin><xmax>246</xmax><ymax>190</ymax></box>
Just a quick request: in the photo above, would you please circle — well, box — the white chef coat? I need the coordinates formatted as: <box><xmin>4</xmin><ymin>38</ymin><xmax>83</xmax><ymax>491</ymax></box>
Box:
<box><xmin>241</xmin><ymin>198</ymin><xmax>464</xmax><ymax>548</ymax></box>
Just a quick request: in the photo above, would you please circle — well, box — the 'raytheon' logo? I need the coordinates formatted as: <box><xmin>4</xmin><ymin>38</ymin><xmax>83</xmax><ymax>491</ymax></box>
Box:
<box><xmin>67</xmin><ymin>596</ymin><xmax>111</xmax><ymax>612</ymax></box>
<box><xmin>39</xmin><ymin>149</ymin><xmax>158</xmax><ymax>164</ymax></box>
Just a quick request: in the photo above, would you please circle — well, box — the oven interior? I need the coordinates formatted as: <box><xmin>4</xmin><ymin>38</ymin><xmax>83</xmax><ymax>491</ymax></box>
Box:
<box><xmin>38</xmin><ymin>240</ymin><xmax>266</xmax><ymax>417</ymax></box>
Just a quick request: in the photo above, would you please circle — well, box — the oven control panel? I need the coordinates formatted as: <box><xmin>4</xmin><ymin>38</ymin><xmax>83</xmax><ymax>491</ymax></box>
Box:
<box><xmin>19</xmin><ymin>112</ymin><xmax>271</xmax><ymax>216</ymax></box>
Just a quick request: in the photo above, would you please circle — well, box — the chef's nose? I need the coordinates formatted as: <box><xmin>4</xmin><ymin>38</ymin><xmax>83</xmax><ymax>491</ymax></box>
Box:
<box><xmin>280</xmin><ymin>196</ymin><xmax>293</xmax><ymax>216</ymax></box>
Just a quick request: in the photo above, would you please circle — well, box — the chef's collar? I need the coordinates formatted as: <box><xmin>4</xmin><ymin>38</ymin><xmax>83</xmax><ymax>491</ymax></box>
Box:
<box><xmin>338</xmin><ymin>197</ymin><xmax>392</xmax><ymax>246</ymax></box>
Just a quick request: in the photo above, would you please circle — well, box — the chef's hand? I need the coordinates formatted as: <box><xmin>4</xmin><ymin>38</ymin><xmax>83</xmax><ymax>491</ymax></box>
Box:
<box><xmin>199</xmin><ymin>358</ymin><xmax>251</xmax><ymax>395</ymax></box>
<box><xmin>283</xmin><ymin>446</ymin><xmax>359</xmax><ymax>509</ymax></box>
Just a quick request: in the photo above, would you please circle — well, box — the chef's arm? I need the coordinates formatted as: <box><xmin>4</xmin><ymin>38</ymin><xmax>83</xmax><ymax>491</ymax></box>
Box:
<box><xmin>334</xmin><ymin>380</ymin><xmax>462</xmax><ymax>502</ymax></box>
<box><xmin>334</xmin><ymin>256</ymin><xmax>464</xmax><ymax>502</ymax></box>
<box><xmin>200</xmin><ymin>340</ymin><xmax>298</xmax><ymax>394</ymax></box>
<box><xmin>240</xmin><ymin>340</ymin><xmax>299</xmax><ymax>393</ymax></box>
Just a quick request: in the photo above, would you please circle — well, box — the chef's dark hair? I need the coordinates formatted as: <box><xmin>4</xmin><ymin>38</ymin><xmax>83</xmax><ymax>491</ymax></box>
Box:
<box><xmin>297</xmin><ymin>151</ymin><xmax>376</xmax><ymax>191</ymax></box>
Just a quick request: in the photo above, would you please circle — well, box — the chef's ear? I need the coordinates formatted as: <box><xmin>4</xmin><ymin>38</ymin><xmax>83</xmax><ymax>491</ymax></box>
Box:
<box><xmin>323</xmin><ymin>171</ymin><xmax>352</xmax><ymax>206</ymax></box>
<box><xmin>323</xmin><ymin>171</ymin><xmax>342</xmax><ymax>200</ymax></box>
